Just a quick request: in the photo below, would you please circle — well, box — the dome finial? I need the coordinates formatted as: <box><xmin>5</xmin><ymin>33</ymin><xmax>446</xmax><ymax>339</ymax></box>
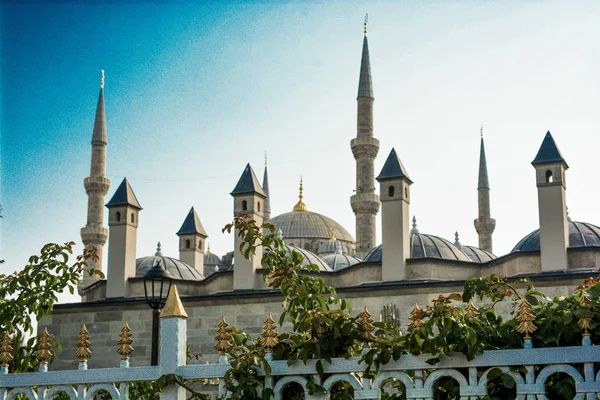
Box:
<box><xmin>364</xmin><ymin>13</ymin><xmax>368</xmax><ymax>36</ymax></box>
<box><xmin>155</xmin><ymin>241</ymin><xmax>163</xmax><ymax>256</ymax></box>
<box><xmin>454</xmin><ymin>232</ymin><xmax>461</xmax><ymax>247</ymax></box>
<box><xmin>206</xmin><ymin>243</ymin><xmax>211</xmax><ymax>254</ymax></box>
<box><xmin>410</xmin><ymin>216</ymin><xmax>419</xmax><ymax>234</ymax></box>
<box><xmin>100</xmin><ymin>69</ymin><xmax>105</xmax><ymax>89</ymax></box>
<box><xmin>293</xmin><ymin>176</ymin><xmax>308</xmax><ymax>212</ymax></box>
<box><xmin>330</xmin><ymin>230</ymin><xmax>337</xmax><ymax>241</ymax></box>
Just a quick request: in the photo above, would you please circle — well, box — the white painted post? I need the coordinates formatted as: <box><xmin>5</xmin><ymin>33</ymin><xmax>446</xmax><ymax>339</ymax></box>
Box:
<box><xmin>159</xmin><ymin>286</ymin><xmax>188</xmax><ymax>400</ymax></box>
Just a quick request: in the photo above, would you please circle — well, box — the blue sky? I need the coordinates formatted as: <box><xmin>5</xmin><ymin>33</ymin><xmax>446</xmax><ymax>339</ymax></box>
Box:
<box><xmin>1</xmin><ymin>1</ymin><xmax>600</xmax><ymax>302</ymax></box>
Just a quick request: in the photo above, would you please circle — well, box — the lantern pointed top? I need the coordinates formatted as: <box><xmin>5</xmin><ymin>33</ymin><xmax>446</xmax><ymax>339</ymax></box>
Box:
<box><xmin>161</xmin><ymin>285</ymin><xmax>188</xmax><ymax>319</ymax></box>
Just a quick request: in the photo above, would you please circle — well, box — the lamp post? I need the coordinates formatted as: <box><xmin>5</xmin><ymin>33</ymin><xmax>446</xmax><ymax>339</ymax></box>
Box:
<box><xmin>143</xmin><ymin>260</ymin><xmax>173</xmax><ymax>366</ymax></box>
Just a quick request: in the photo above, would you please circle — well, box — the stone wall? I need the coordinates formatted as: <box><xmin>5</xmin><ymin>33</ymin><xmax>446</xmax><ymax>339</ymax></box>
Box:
<box><xmin>39</xmin><ymin>271</ymin><xmax>593</xmax><ymax>371</ymax></box>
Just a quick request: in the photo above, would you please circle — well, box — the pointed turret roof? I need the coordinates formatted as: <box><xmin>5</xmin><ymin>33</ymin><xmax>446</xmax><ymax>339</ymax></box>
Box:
<box><xmin>177</xmin><ymin>207</ymin><xmax>208</xmax><ymax>237</ymax></box>
<box><xmin>376</xmin><ymin>148</ymin><xmax>412</xmax><ymax>183</ymax></box>
<box><xmin>478</xmin><ymin>137</ymin><xmax>490</xmax><ymax>190</ymax></box>
<box><xmin>532</xmin><ymin>131</ymin><xmax>568</xmax><ymax>168</ymax></box>
<box><xmin>357</xmin><ymin>17</ymin><xmax>373</xmax><ymax>99</ymax></box>
<box><xmin>92</xmin><ymin>70</ymin><xmax>107</xmax><ymax>145</ymax></box>
<box><xmin>230</xmin><ymin>163</ymin><xmax>266</xmax><ymax>197</ymax></box>
<box><xmin>263</xmin><ymin>156</ymin><xmax>271</xmax><ymax>214</ymax></box>
<box><xmin>106</xmin><ymin>178</ymin><xmax>142</xmax><ymax>209</ymax></box>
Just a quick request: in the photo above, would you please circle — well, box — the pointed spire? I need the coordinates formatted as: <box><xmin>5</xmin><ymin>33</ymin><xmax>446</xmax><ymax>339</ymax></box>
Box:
<box><xmin>231</xmin><ymin>163</ymin><xmax>266</xmax><ymax>197</ymax></box>
<box><xmin>177</xmin><ymin>207</ymin><xmax>208</xmax><ymax>236</ymax></box>
<box><xmin>161</xmin><ymin>285</ymin><xmax>188</xmax><ymax>319</ymax></box>
<box><xmin>532</xmin><ymin>131</ymin><xmax>568</xmax><ymax>167</ymax></box>
<box><xmin>106</xmin><ymin>178</ymin><xmax>142</xmax><ymax>209</ymax></box>
<box><xmin>376</xmin><ymin>148</ymin><xmax>412</xmax><ymax>183</ymax></box>
<box><xmin>293</xmin><ymin>176</ymin><xmax>308</xmax><ymax>212</ymax></box>
<box><xmin>478</xmin><ymin>133</ymin><xmax>490</xmax><ymax>190</ymax></box>
<box><xmin>263</xmin><ymin>153</ymin><xmax>271</xmax><ymax>215</ymax></box>
<box><xmin>410</xmin><ymin>216</ymin><xmax>419</xmax><ymax>234</ymax></box>
<box><xmin>92</xmin><ymin>70</ymin><xmax>107</xmax><ymax>145</ymax></box>
<box><xmin>357</xmin><ymin>15</ymin><xmax>373</xmax><ymax>99</ymax></box>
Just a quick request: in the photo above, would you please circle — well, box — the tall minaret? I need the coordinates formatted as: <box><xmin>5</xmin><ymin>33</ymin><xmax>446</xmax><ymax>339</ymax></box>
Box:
<box><xmin>473</xmin><ymin>126</ymin><xmax>496</xmax><ymax>253</ymax></box>
<box><xmin>350</xmin><ymin>15</ymin><xmax>380</xmax><ymax>258</ymax></box>
<box><xmin>79</xmin><ymin>70</ymin><xmax>111</xmax><ymax>294</ymax></box>
<box><xmin>263</xmin><ymin>153</ymin><xmax>271</xmax><ymax>223</ymax></box>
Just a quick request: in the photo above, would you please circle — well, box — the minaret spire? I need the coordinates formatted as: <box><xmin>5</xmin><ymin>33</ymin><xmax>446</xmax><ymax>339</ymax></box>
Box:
<box><xmin>262</xmin><ymin>152</ymin><xmax>271</xmax><ymax>222</ymax></box>
<box><xmin>80</xmin><ymin>70</ymin><xmax>111</xmax><ymax>295</ymax></box>
<box><xmin>351</xmin><ymin>17</ymin><xmax>380</xmax><ymax>257</ymax></box>
<box><xmin>473</xmin><ymin>125</ymin><xmax>495</xmax><ymax>253</ymax></box>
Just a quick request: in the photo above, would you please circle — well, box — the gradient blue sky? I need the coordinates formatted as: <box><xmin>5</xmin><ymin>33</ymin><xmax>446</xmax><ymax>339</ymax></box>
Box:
<box><xmin>1</xmin><ymin>1</ymin><xmax>599</xmax><ymax>303</ymax></box>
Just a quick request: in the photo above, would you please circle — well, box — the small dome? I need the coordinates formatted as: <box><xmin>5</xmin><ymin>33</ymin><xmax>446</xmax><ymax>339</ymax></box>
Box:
<box><xmin>318</xmin><ymin>232</ymin><xmax>343</xmax><ymax>255</ymax></box>
<box><xmin>204</xmin><ymin>252</ymin><xmax>222</xmax><ymax>266</ymax></box>
<box><xmin>461</xmin><ymin>245</ymin><xmax>496</xmax><ymax>263</ymax></box>
<box><xmin>321</xmin><ymin>251</ymin><xmax>361</xmax><ymax>271</ymax></box>
<box><xmin>363</xmin><ymin>232</ymin><xmax>472</xmax><ymax>263</ymax></box>
<box><xmin>136</xmin><ymin>256</ymin><xmax>204</xmax><ymax>280</ymax></box>
<box><xmin>512</xmin><ymin>221</ymin><xmax>600</xmax><ymax>253</ymax></box>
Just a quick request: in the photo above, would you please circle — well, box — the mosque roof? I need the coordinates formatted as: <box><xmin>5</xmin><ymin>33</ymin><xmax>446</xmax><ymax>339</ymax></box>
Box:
<box><xmin>106</xmin><ymin>178</ymin><xmax>142</xmax><ymax>209</ymax></box>
<box><xmin>135</xmin><ymin>243</ymin><xmax>203</xmax><ymax>280</ymax></box>
<box><xmin>204</xmin><ymin>246</ymin><xmax>222</xmax><ymax>266</ymax></box>
<box><xmin>531</xmin><ymin>131</ymin><xmax>568</xmax><ymax>167</ymax></box>
<box><xmin>177</xmin><ymin>207</ymin><xmax>207</xmax><ymax>236</ymax></box>
<box><xmin>231</xmin><ymin>163</ymin><xmax>266</xmax><ymax>197</ymax></box>
<box><xmin>271</xmin><ymin>211</ymin><xmax>354</xmax><ymax>243</ymax></box>
<box><xmin>512</xmin><ymin>220</ymin><xmax>600</xmax><ymax>253</ymax></box>
<box><xmin>376</xmin><ymin>148</ymin><xmax>412</xmax><ymax>183</ymax></box>
<box><xmin>318</xmin><ymin>232</ymin><xmax>343</xmax><ymax>255</ymax></box>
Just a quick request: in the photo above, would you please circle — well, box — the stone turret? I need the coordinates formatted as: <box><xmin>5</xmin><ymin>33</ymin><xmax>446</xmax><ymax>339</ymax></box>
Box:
<box><xmin>79</xmin><ymin>70</ymin><xmax>111</xmax><ymax>295</ymax></box>
<box><xmin>473</xmin><ymin>128</ymin><xmax>496</xmax><ymax>253</ymax></box>
<box><xmin>106</xmin><ymin>178</ymin><xmax>142</xmax><ymax>298</ymax></box>
<box><xmin>532</xmin><ymin>131</ymin><xmax>569</xmax><ymax>271</ymax></box>
<box><xmin>351</xmin><ymin>17</ymin><xmax>380</xmax><ymax>258</ymax></box>
<box><xmin>231</xmin><ymin>164</ymin><xmax>266</xmax><ymax>290</ymax></box>
<box><xmin>377</xmin><ymin>148</ymin><xmax>412</xmax><ymax>281</ymax></box>
<box><xmin>176</xmin><ymin>207</ymin><xmax>208</xmax><ymax>274</ymax></box>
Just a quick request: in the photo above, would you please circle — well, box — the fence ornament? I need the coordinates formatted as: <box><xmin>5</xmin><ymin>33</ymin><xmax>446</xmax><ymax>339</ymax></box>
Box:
<box><xmin>117</xmin><ymin>321</ymin><xmax>134</xmax><ymax>360</ymax></box>
<box><xmin>359</xmin><ymin>306</ymin><xmax>376</xmax><ymax>343</ymax></box>
<box><xmin>75</xmin><ymin>324</ymin><xmax>92</xmax><ymax>363</ymax></box>
<box><xmin>214</xmin><ymin>316</ymin><xmax>233</xmax><ymax>355</ymax></box>
<box><xmin>465</xmin><ymin>299</ymin><xmax>479</xmax><ymax>321</ymax></box>
<box><xmin>259</xmin><ymin>313</ymin><xmax>279</xmax><ymax>351</ymax></box>
<box><xmin>36</xmin><ymin>328</ymin><xmax>54</xmax><ymax>366</ymax></box>
<box><xmin>408</xmin><ymin>303</ymin><xmax>425</xmax><ymax>329</ymax></box>
<box><xmin>161</xmin><ymin>285</ymin><xmax>188</xmax><ymax>319</ymax></box>
<box><xmin>0</xmin><ymin>333</ymin><xmax>13</xmax><ymax>368</ymax></box>
<box><xmin>516</xmin><ymin>298</ymin><xmax>537</xmax><ymax>338</ymax></box>
<box><xmin>577</xmin><ymin>292</ymin><xmax>592</xmax><ymax>334</ymax></box>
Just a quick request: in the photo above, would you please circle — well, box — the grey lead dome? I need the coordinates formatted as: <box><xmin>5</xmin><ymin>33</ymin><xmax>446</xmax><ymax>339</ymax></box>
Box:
<box><xmin>512</xmin><ymin>221</ymin><xmax>600</xmax><ymax>253</ymax></box>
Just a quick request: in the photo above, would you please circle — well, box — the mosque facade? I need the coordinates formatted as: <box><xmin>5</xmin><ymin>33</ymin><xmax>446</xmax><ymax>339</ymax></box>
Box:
<box><xmin>40</xmin><ymin>22</ymin><xmax>600</xmax><ymax>369</ymax></box>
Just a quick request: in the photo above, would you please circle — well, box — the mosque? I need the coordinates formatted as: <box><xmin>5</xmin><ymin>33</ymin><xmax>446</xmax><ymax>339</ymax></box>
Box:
<box><xmin>43</xmin><ymin>21</ymin><xmax>600</xmax><ymax>369</ymax></box>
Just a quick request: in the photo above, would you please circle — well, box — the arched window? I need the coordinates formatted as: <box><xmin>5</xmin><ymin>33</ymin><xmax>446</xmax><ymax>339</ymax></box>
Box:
<box><xmin>242</xmin><ymin>200</ymin><xmax>248</xmax><ymax>211</ymax></box>
<box><xmin>405</xmin><ymin>187</ymin><xmax>408</xmax><ymax>197</ymax></box>
<box><xmin>546</xmin><ymin>170</ymin><xmax>553</xmax><ymax>183</ymax></box>
<box><xmin>116</xmin><ymin>211</ymin><xmax>121</xmax><ymax>222</ymax></box>
<box><xmin>388</xmin><ymin>185</ymin><xmax>395</xmax><ymax>197</ymax></box>
<box><xmin>258</xmin><ymin>201</ymin><xmax>261</xmax><ymax>212</ymax></box>
<box><xmin>186</xmin><ymin>239</ymin><xmax>191</xmax><ymax>249</ymax></box>
<box><xmin>130</xmin><ymin>213</ymin><xmax>135</xmax><ymax>223</ymax></box>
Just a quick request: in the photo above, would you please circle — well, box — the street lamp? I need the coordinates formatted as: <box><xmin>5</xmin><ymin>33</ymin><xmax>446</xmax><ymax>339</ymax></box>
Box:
<box><xmin>143</xmin><ymin>260</ymin><xmax>173</xmax><ymax>366</ymax></box>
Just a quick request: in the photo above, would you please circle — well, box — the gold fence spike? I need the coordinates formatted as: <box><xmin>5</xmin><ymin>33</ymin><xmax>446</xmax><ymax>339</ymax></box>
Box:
<box><xmin>117</xmin><ymin>321</ymin><xmax>134</xmax><ymax>360</ymax></box>
<box><xmin>408</xmin><ymin>303</ymin><xmax>425</xmax><ymax>329</ymax></box>
<box><xmin>214</xmin><ymin>316</ymin><xmax>233</xmax><ymax>355</ymax></box>
<box><xmin>75</xmin><ymin>324</ymin><xmax>92</xmax><ymax>362</ymax></box>
<box><xmin>259</xmin><ymin>313</ymin><xmax>279</xmax><ymax>351</ymax></box>
<box><xmin>577</xmin><ymin>292</ymin><xmax>592</xmax><ymax>334</ymax></box>
<box><xmin>0</xmin><ymin>333</ymin><xmax>13</xmax><ymax>367</ymax></box>
<box><xmin>465</xmin><ymin>299</ymin><xmax>479</xmax><ymax>321</ymax></box>
<box><xmin>37</xmin><ymin>328</ymin><xmax>54</xmax><ymax>365</ymax></box>
<box><xmin>358</xmin><ymin>306</ymin><xmax>376</xmax><ymax>343</ymax></box>
<box><xmin>516</xmin><ymin>299</ymin><xmax>537</xmax><ymax>338</ymax></box>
